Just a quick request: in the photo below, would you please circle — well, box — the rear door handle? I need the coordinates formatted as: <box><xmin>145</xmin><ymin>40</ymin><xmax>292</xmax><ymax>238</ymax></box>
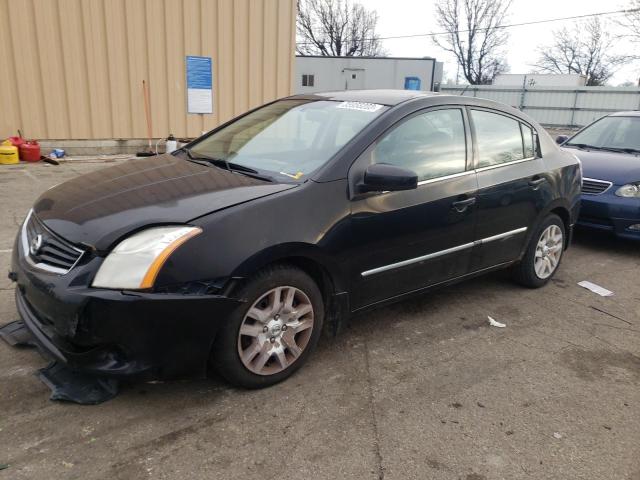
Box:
<box><xmin>452</xmin><ymin>197</ymin><xmax>476</xmax><ymax>213</ymax></box>
<box><xmin>529</xmin><ymin>177</ymin><xmax>547</xmax><ymax>188</ymax></box>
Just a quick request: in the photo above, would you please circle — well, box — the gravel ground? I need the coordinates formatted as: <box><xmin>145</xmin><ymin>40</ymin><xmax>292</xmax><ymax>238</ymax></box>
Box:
<box><xmin>0</xmin><ymin>160</ymin><xmax>639</xmax><ymax>480</ymax></box>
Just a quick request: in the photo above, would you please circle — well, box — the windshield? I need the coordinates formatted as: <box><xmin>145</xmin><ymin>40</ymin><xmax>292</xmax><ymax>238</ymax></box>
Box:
<box><xmin>188</xmin><ymin>99</ymin><xmax>388</xmax><ymax>180</ymax></box>
<box><xmin>567</xmin><ymin>116</ymin><xmax>640</xmax><ymax>151</ymax></box>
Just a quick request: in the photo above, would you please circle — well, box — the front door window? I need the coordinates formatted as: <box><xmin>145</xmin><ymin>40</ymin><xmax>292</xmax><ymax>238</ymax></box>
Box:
<box><xmin>371</xmin><ymin>109</ymin><xmax>467</xmax><ymax>181</ymax></box>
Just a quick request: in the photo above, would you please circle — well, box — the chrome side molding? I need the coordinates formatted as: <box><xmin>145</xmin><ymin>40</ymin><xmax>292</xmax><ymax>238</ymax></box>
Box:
<box><xmin>361</xmin><ymin>227</ymin><xmax>527</xmax><ymax>277</ymax></box>
<box><xmin>361</xmin><ymin>242</ymin><xmax>475</xmax><ymax>277</ymax></box>
<box><xmin>478</xmin><ymin>227</ymin><xmax>527</xmax><ymax>245</ymax></box>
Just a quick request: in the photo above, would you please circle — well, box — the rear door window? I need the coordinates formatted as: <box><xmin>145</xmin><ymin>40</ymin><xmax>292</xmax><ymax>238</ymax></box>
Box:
<box><xmin>471</xmin><ymin>110</ymin><xmax>529</xmax><ymax>168</ymax></box>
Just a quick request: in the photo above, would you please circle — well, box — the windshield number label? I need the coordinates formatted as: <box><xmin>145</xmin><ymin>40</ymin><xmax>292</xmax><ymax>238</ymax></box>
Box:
<box><xmin>337</xmin><ymin>102</ymin><xmax>384</xmax><ymax>112</ymax></box>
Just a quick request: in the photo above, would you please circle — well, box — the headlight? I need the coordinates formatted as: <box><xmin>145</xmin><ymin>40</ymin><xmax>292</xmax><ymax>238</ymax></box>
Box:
<box><xmin>92</xmin><ymin>226</ymin><xmax>202</xmax><ymax>289</ymax></box>
<box><xmin>615</xmin><ymin>184</ymin><xmax>640</xmax><ymax>198</ymax></box>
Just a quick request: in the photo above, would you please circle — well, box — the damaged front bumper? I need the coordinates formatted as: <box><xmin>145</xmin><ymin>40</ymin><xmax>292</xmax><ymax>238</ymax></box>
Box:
<box><xmin>9</xmin><ymin>238</ymin><xmax>243</xmax><ymax>381</ymax></box>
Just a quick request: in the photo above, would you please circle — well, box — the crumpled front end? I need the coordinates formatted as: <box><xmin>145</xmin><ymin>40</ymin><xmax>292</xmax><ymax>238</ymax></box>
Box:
<box><xmin>8</xmin><ymin>213</ymin><xmax>243</xmax><ymax>380</ymax></box>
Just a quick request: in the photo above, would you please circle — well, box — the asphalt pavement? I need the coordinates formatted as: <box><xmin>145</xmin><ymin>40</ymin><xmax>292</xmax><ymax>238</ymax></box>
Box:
<box><xmin>1</xmin><ymin>160</ymin><xmax>639</xmax><ymax>479</ymax></box>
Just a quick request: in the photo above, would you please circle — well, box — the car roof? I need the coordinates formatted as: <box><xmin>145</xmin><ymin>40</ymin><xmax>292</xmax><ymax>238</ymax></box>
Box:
<box><xmin>609</xmin><ymin>111</ymin><xmax>640</xmax><ymax>117</ymax></box>
<box><xmin>287</xmin><ymin>89</ymin><xmax>439</xmax><ymax>106</ymax></box>
<box><xmin>286</xmin><ymin>90</ymin><xmax>538</xmax><ymax>127</ymax></box>
<box><xmin>285</xmin><ymin>90</ymin><xmax>537</xmax><ymax>117</ymax></box>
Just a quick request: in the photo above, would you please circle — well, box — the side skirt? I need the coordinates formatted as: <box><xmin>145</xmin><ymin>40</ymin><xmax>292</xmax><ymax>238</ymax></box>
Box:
<box><xmin>350</xmin><ymin>260</ymin><xmax>516</xmax><ymax>315</ymax></box>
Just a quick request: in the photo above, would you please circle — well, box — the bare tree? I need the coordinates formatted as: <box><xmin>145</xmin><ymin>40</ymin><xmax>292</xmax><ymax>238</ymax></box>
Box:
<box><xmin>616</xmin><ymin>1</ymin><xmax>640</xmax><ymax>49</ymax></box>
<box><xmin>433</xmin><ymin>0</ymin><xmax>511</xmax><ymax>85</ymax></box>
<box><xmin>534</xmin><ymin>18</ymin><xmax>629</xmax><ymax>86</ymax></box>
<box><xmin>296</xmin><ymin>0</ymin><xmax>385</xmax><ymax>56</ymax></box>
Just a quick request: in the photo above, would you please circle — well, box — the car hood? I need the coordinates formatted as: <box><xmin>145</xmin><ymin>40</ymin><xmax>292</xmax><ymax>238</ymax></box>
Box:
<box><xmin>33</xmin><ymin>154</ymin><xmax>296</xmax><ymax>250</ymax></box>
<box><xmin>563</xmin><ymin>147</ymin><xmax>640</xmax><ymax>185</ymax></box>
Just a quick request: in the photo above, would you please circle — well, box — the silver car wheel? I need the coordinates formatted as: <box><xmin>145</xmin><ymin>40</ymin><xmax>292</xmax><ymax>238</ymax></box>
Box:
<box><xmin>534</xmin><ymin>224</ymin><xmax>563</xmax><ymax>279</ymax></box>
<box><xmin>237</xmin><ymin>286</ymin><xmax>314</xmax><ymax>376</ymax></box>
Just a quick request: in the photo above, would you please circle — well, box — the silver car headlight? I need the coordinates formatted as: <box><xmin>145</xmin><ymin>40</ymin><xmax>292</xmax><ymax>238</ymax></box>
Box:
<box><xmin>92</xmin><ymin>226</ymin><xmax>202</xmax><ymax>289</ymax></box>
<box><xmin>615</xmin><ymin>183</ymin><xmax>640</xmax><ymax>198</ymax></box>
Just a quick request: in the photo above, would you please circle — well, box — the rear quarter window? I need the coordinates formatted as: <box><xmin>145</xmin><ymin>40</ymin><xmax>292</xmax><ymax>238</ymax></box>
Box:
<box><xmin>521</xmin><ymin>124</ymin><xmax>535</xmax><ymax>158</ymax></box>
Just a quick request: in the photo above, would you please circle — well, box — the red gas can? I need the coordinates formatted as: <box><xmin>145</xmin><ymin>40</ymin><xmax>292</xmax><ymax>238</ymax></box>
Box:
<box><xmin>19</xmin><ymin>140</ymin><xmax>41</xmax><ymax>162</ymax></box>
<box><xmin>8</xmin><ymin>136</ymin><xmax>25</xmax><ymax>149</ymax></box>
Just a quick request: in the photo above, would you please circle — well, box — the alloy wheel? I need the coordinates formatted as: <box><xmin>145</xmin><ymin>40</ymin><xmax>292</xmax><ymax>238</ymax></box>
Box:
<box><xmin>237</xmin><ymin>286</ymin><xmax>315</xmax><ymax>376</ymax></box>
<box><xmin>534</xmin><ymin>224</ymin><xmax>563</xmax><ymax>279</ymax></box>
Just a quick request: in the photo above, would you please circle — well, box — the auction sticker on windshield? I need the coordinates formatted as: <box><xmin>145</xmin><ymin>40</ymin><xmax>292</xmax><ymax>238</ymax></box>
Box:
<box><xmin>337</xmin><ymin>101</ymin><xmax>384</xmax><ymax>112</ymax></box>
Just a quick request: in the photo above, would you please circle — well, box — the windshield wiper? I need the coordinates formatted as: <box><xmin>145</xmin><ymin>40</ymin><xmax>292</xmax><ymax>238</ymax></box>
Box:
<box><xmin>564</xmin><ymin>143</ymin><xmax>640</xmax><ymax>155</ymax></box>
<box><xmin>565</xmin><ymin>143</ymin><xmax>603</xmax><ymax>150</ymax></box>
<box><xmin>183</xmin><ymin>149</ymin><xmax>275</xmax><ymax>182</ymax></box>
<box><xmin>598</xmin><ymin>147</ymin><xmax>640</xmax><ymax>155</ymax></box>
<box><xmin>184</xmin><ymin>148</ymin><xmax>230</xmax><ymax>170</ymax></box>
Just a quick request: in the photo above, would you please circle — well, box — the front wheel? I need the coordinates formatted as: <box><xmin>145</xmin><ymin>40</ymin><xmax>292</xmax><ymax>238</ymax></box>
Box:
<box><xmin>212</xmin><ymin>265</ymin><xmax>323</xmax><ymax>389</ymax></box>
<box><xmin>512</xmin><ymin>214</ymin><xmax>566</xmax><ymax>288</ymax></box>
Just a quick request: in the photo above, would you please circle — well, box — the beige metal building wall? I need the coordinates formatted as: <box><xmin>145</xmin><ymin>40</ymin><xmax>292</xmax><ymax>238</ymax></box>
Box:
<box><xmin>0</xmin><ymin>0</ymin><xmax>296</xmax><ymax>140</ymax></box>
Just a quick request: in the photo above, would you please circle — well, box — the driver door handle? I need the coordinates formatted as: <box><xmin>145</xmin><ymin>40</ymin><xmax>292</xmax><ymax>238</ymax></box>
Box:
<box><xmin>452</xmin><ymin>197</ymin><xmax>476</xmax><ymax>213</ymax></box>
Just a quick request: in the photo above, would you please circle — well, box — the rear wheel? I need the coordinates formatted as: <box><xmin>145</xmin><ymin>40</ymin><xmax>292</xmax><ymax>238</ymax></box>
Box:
<box><xmin>213</xmin><ymin>265</ymin><xmax>323</xmax><ymax>388</ymax></box>
<box><xmin>512</xmin><ymin>214</ymin><xmax>565</xmax><ymax>288</ymax></box>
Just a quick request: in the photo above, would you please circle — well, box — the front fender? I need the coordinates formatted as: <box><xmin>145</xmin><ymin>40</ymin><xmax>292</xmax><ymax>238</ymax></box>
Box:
<box><xmin>153</xmin><ymin>179</ymin><xmax>352</xmax><ymax>292</ymax></box>
<box><xmin>231</xmin><ymin>242</ymin><xmax>349</xmax><ymax>294</ymax></box>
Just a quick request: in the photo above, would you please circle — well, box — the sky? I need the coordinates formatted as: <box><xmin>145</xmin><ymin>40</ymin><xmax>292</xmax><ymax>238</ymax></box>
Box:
<box><xmin>360</xmin><ymin>0</ymin><xmax>639</xmax><ymax>85</ymax></box>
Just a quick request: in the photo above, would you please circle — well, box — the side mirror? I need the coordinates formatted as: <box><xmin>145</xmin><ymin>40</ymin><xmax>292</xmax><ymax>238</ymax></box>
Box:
<box><xmin>555</xmin><ymin>135</ymin><xmax>569</xmax><ymax>145</ymax></box>
<box><xmin>358</xmin><ymin>163</ymin><xmax>418</xmax><ymax>193</ymax></box>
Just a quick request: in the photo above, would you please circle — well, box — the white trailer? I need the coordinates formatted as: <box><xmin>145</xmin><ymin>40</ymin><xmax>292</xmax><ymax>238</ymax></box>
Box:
<box><xmin>295</xmin><ymin>56</ymin><xmax>444</xmax><ymax>93</ymax></box>
<box><xmin>493</xmin><ymin>74</ymin><xmax>588</xmax><ymax>87</ymax></box>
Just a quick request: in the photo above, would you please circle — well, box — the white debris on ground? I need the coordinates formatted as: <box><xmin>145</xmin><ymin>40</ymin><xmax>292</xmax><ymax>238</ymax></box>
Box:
<box><xmin>487</xmin><ymin>316</ymin><xmax>507</xmax><ymax>328</ymax></box>
<box><xmin>577</xmin><ymin>281</ymin><xmax>614</xmax><ymax>297</ymax></box>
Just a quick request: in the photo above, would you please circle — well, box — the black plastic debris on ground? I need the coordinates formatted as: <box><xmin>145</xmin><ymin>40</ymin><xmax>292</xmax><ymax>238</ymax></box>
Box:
<box><xmin>0</xmin><ymin>320</ymin><xmax>37</xmax><ymax>347</ymax></box>
<box><xmin>38</xmin><ymin>362</ymin><xmax>119</xmax><ymax>405</ymax></box>
<box><xmin>2</xmin><ymin>320</ymin><xmax>119</xmax><ymax>404</ymax></box>
<box><xmin>38</xmin><ymin>362</ymin><xmax>118</xmax><ymax>405</ymax></box>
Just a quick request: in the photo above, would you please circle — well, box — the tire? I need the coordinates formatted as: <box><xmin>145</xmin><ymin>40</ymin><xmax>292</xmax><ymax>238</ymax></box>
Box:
<box><xmin>512</xmin><ymin>214</ymin><xmax>566</xmax><ymax>288</ymax></box>
<box><xmin>212</xmin><ymin>264</ymin><xmax>324</xmax><ymax>389</ymax></box>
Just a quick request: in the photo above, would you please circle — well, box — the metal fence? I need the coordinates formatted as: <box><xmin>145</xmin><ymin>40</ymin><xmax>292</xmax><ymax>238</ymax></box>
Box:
<box><xmin>440</xmin><ymin>85</ymin><xmax>640</xmax><ymax>127</ymax></box>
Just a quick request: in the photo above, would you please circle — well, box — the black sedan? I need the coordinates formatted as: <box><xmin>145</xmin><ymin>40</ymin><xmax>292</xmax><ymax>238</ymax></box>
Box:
<box><xmin>557</xmin><ymin>111</ymin><xmax>640</xmax><ymax>240</ymax></box>
<box><xmin>8</xmin><ymin>90</ymin><xmax>581</xmax><ymax>390</ymax></box>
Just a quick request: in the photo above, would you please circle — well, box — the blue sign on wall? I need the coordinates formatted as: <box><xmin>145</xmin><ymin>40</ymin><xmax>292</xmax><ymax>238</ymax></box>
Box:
<box><xmin>404</xmin><ymin>76</ymin><xmax>421</xmax><ymax>90</ymax></box>
<box><xmin>186</xmin><ymin>56</ymin><xmax>213</xmax><ymax>113</ymax></box>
